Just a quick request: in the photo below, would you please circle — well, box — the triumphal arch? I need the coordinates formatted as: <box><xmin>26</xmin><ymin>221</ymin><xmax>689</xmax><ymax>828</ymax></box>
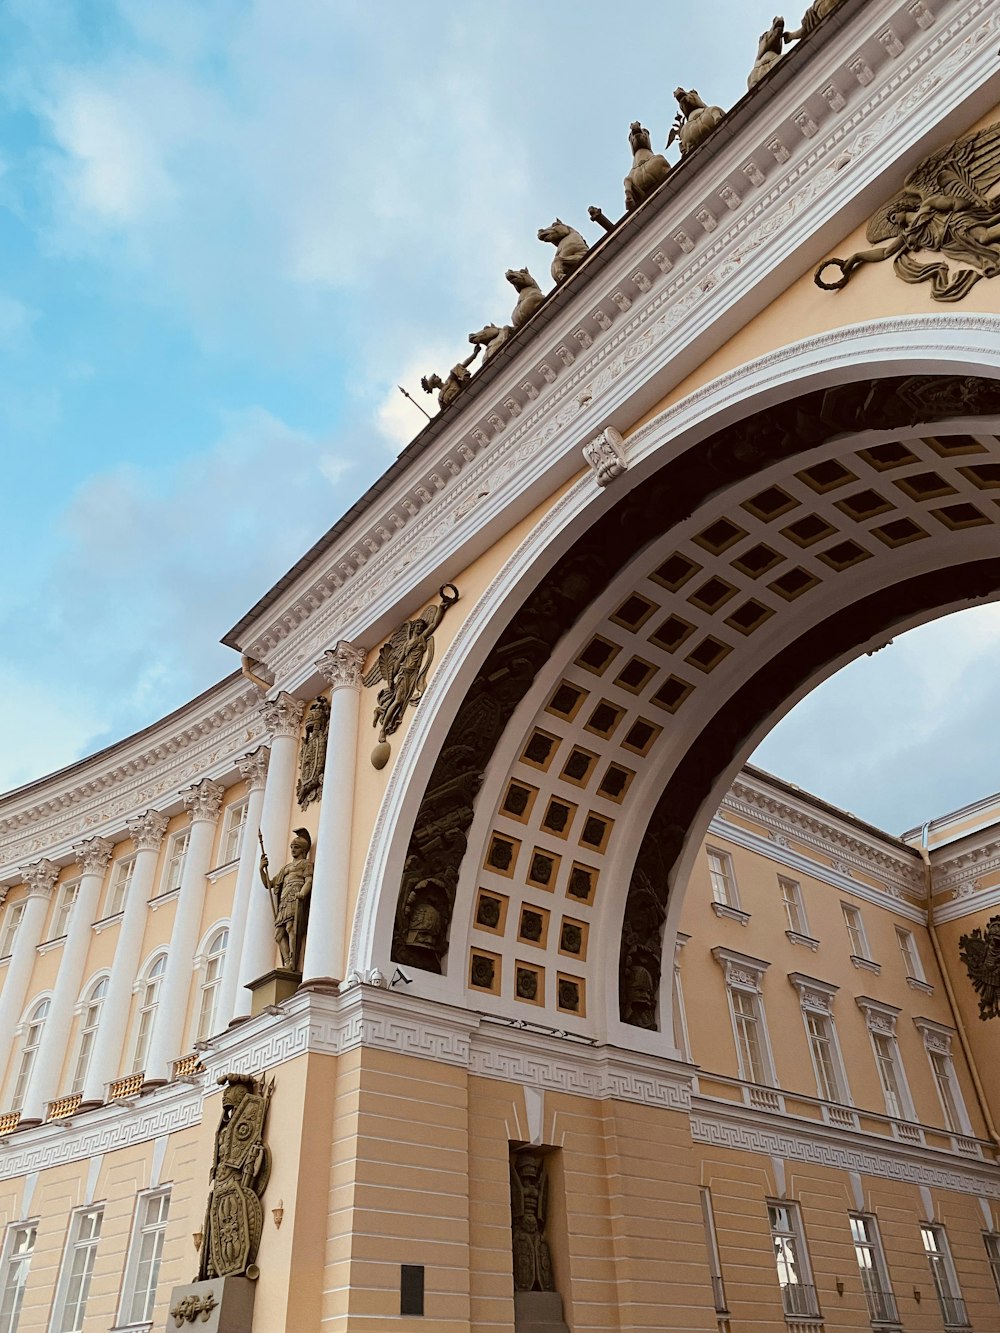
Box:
<box><xmin>4</xmin><ymin>1</ymin><xmax>1000</xmax><ymax>1329</ymax></box>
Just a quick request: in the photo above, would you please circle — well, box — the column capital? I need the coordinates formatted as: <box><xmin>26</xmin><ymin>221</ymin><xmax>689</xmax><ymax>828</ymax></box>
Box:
<box><xmin>260</xmin><ymin>691</ymin><xmax>305</xmax><ymax>739</ymax></box>
<box><xmin>72</xmin><ymin>837</ymin><xmax>115</xmax><ymax>877</ymax></box>
<box><xmin>237</xmin><ymin>745</ymin><xmax>270</xmax><ymax>792</ymax></box>
<box><xmin>181</xmin><ymin>777</ymin><xmax>226</xmax><ymax>825</ymax></box>
<box><xmin>20</xmin><ymin>859</ymin><xmax>60</xmax><ymax>899</ymax></box>
<box><xmin>316</xmin><ymin>641</ymin><xmax>367</xmax><ymax>691</ymax></box>
<box><xmin>126</xmin><ymin>809</ymin><xmax>170</xmax><ymax>852</ymax></box>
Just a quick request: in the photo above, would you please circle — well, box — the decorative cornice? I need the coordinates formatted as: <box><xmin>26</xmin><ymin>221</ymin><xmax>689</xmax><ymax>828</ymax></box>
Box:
<box><xmin>856</xmin><ymin>995</ymin><xmax>900</xmax><ymax>1034</ymax></box>
<box><xmin>259</xmin><ymin>692</ymin><xmax>305</xmax><ymax>740</ymax></box>
<box><xmin>72</xmin><ymin>837</ymin><xmax>114</xmax><ymax>878</ymax></box>
<box><xmin>236</xmin><ymin>747</ymin><xmax>270</xmax><ymax>793</ymax></box>
<box><xmin>181</xmin><ymin>778</ymin><xmax>225</xmax><ymax>826</ymax></box>
<box><xmin>913</xmin><ymin>1016</ymin><xmax>954</xmax><ymax>1054</ymax></box>
<box><xmin>315</xmin><ymin>642</ymin><xmax>367</xmax><ymax>692</ymax></box>
<box><xmin>712</xmin><ymin>946</ymin><xmax>770</xmax><ymax>991</ymax></box>
<box><xmin>788</xmin><ymin>973</ymin><xmax>839</xmax><ymax>1014</ymax></box>
<box><xmin>126</xmin><ymin>810</ymin><xmax>170</xmax><ymax>853</ymax></box>
<box><xmin>19</xmin><ymin>860</ymin><xmax>60</xmax><ymax>899</ymax></box>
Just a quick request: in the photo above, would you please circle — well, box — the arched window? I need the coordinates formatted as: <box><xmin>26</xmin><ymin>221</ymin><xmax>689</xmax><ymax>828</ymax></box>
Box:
<box><xmin>71</xmin><ymin>977</ymin><xmax>108</xmax><ymax>1095</ymax></box>
<box><xmin>11</xmin><ymin>999</ymin><xmax>49</xmax><ymax>1112</ymax></box>
<box><xmin>131</xmin><ymin>956</ymin><xmax>166</xmax><ymax>1075</ymax></box>
<box><xmin>195</xmin><ymin>929</ymin><xmax>229</xmax><ymax>1043</ymax></box>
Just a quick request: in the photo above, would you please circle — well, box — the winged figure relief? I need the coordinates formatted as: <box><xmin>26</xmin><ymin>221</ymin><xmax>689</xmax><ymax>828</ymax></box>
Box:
<box><xmin>362</xmin><ymin>584</ymin><xmax>459</xmax><ymax>767</ymax></box>
<box><xmin>958</xmin><ymin>916</ymin><xmax>1000</xmax><ymax>1021</ymax></box>
<box><xmin>815</xmin><ymin>122</ymin><xmax>1000</xmax><ymax>301</ymax></box>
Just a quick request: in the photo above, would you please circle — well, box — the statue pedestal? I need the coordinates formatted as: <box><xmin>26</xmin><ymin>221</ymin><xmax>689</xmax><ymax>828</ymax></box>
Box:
<box><xmin>514</xmin><ymin>1291</ymin><xmax>570</xmax><ymax>1332</ymax></box>
<box><xmin>166</xmin><ymin>1276</ymin><xmax>255</xmax><ymax>1331</ymax></box>
<box><xmin>247</xmin><ymin>967</ymin><xmax>301</xmax><ymax>1017</ymax></box>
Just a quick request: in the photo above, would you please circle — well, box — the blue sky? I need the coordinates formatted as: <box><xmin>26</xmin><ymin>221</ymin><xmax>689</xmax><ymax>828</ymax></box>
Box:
<box><xmin>0</xmin><ymin>1</ymin><xmax>998</xmax><ymax>835</ymax></box>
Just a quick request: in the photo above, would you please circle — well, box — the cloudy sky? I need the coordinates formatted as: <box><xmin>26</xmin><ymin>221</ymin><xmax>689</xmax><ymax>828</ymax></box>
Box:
<box><xmin>0</xmin><ymin>0</ymin><xmax>997</xmax><ymax>835</ymax></box>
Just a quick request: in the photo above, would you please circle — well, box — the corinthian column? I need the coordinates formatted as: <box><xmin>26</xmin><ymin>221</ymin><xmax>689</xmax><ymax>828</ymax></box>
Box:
<box><xmin>302</xmin><ymin>642</ymin><xmax>366</xmax><ymax>988</ymax></box>
<box><xmin>21</xmin><ymin>837</ymin><xmax>114</xmax><ymax>1124</ymax></box>
<box><xmin>235</xmin><ymin>694</ymin><xmax>304</xmax><ymax>1016</ymax></box>
<box><xmin>82</xmin><ymin>810</ymin><xmax>169</xmax><ymax>1105</ymax></box>
<box><xmin>144</xmin><ymin>779</ymin><xmax>224</xmax><ymax>1085</ymax></box>
<box><xmin>0</xmin><ymin>860</ymin><xmax>60</xmax><ymax>1106</ymax></box>
<box><xmin>216</xmin><ymin>747</ymin><xmax>269</xmax><ymax>1027</ymax></box>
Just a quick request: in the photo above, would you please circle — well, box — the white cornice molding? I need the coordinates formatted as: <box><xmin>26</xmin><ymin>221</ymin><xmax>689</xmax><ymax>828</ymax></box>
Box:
<box><xmin>230</xmin><ymin>0</ymin><xmax>995</xmax><ymax>687</ymax></box>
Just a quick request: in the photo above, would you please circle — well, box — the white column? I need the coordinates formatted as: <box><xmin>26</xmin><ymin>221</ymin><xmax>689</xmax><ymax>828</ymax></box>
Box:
<box><xmin>82</xmin><ymin>811</ymin><xmax>168</xmax><ymax>1105</ymax></box>
<box><xmin>144</xmin><ymin>779</ymin><xmax>224</xmax><ymax>1084</ymax></box>
<box><xmin>235</xmin><ymin>694</ymin><xmax>304</xmax><ymax>1015</ymax></box>
<box><xmin>302</xmin><ymin>643</ymin><xmax>366</xmax><ymax>987</ymax></box>
<box><xmin>216</xmin><ymin>747</ymin><xmax>269</xmax><ymax>1027</ymax></box>
<box><xmin>21</xmin><ymin>838</ymin><xmax>114</xmax><ymax>1124</ymax></box>
<box><xmin>0</xmin><ymin>861</ymin><xmax>60</xmax><ymax>1097</ymax></box>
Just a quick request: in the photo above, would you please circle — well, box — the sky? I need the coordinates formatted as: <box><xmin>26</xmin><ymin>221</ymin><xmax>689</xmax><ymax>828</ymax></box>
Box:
<box><xmin>0</xmin><ymin>1</ymin><xmax>998</xmax><ymax>836</ymax></box>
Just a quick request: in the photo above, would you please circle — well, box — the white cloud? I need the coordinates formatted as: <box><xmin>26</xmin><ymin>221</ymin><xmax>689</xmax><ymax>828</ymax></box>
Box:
<box><xmin>0</xmin><ymin>294</ymin><xmax>36</xmax><ymax>346</ymax></box>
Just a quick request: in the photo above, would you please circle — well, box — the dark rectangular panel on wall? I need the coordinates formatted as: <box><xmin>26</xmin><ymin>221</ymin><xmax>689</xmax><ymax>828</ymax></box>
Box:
<box><xmin>401</xmin><ymin>1263</ymin><xmax>425</xmax><ymax>1316</ymax></box>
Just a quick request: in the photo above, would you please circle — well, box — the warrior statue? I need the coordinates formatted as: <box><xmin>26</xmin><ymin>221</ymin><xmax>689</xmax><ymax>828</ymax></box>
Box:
<box><xmin>197</xmin><ymin>1072</ymin><xmax>274</xmax><ymax>1282</ymax></box>
<box><xmin>259</xmin><ymin>828</ymin><xmax>313</xmax><ymax>972</ymax></box>
<box><xmin>510</xmin><ymin>1150</ymin><xmax>556</xmax><ymax>1292</ymax></box>
<box><xmin>421</xmin><ymin>345</ymin><xmax>481</xmax><ymax>410</ymax></box>
<box><xmin>296</xmin><ymin>695</ymin><xmax>330</xmax><ymax>809</ymax></box>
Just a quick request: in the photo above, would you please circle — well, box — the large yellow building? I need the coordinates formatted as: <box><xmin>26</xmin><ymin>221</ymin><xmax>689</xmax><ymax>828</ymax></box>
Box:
<box><xmin>4</xmin><ymin>0</ymin><xmax>1000</xmax><ymax>1328</ymax></box>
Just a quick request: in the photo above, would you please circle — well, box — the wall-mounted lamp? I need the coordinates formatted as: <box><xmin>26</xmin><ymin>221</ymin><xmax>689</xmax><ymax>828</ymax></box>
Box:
<box><xmin>272</xmin><ymin>1200</ymin><xmax>284</xmax><ymax>1229</ymax></box>
<box><xmin>913</xmin><ymin>1287</ymin><xmax>921</xmax><ymax>1304</ymax></box>
<box><xmin>835</xmin><ymin>1278</ymin><xmax>844</xmax><ymax>1296</ymax></box>
<box><xmin>192</xmin><ymin>1230</ymin><xmax>203</xmax><ymax>1253</ymax></box>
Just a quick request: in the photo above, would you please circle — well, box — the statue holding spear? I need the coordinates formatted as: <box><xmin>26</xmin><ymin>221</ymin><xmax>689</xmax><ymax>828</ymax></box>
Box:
<box><xmin>258</xmin><ymin>827</ymin><xmax>313</xmax><ymax>973</ymax></box>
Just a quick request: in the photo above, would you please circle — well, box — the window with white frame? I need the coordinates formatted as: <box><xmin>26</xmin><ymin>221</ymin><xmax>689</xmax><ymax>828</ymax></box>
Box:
<box><xmin>914</xmin><ymin>1021</ymin><xmax>970</xmax><ymax>1135</ymax></box>
<box><xmin>71</xmin><ymin>978</ymin><xmax>108</xmax><ymax>1095</ymax></box>
<box><xmin>857</xmin><ymin>998</ymin><xmax>913</xmax><ymax>1122</ymax></box>
<box><xmin>671</xmin><ymin>967</ymin><xmax>690</xmax><ymax>1061</ymax></box>
<box><xmin>120</xmin><ymin>1190</ymin><xmax>170</xmax><ymax>1326</ymax></box>
<box><xmin>0</xmin><ymin>903</ymin><xmax>24</xmax><ymax>961</ymax></box>
<box><xmin>10</xmin><ymin>999</ymin><xmax>49</xmax><ymax>1113</ymax></box>
<box><xmin>160</xmin><ymin>831</ymin><xmax>189</xmax><ymax>896</ymax></box>
<box><xmin>713</xmin><ymin>949</ymin><xmax>774</xmax><ymax>1086</ymax></box>
<box><xmin>53</xmin><ymin>1206</ymin><xmax>103</xmax><ymax>1333</ymax></box>
<box><xmin>195</xmin><ymin>928</ymin><xmax>229</xmax><ymax>1043</ymax></box>
<box><xmin>699</xmin><ymin>1187</ymin><xmax>728</xmax><ymax>1314</ymax></box>
<box><xmin>850</xmin><ymin>1213</ymin><xmax>898</xmax><ymax>1325</ymax></box>
<box><xmin>921</xmin><ymin>1223</ymin><xmax>968</xmax><ymax>1328</ymax></box>
<box><xmin>895</xmin><ymin>926</ymin><xmax>925</xmax><ymax>981</ymax></box>
<box><xmin>107</xmin><ymin>856</ymin><xmax>136</xmax><ymax>917</ymax></box>
<box><xmin>0</xmin><ymin>1222</ymin><xmax>36</xmax><ymax>1333</ymax></box>
<box><xmin>707</xmin><ymin>848</ymin><xmax>739</xmax><ymax>909</ymax></box>
<box><xmin>779</xmin><ymin>877</ymin><xmax>809</xmax><ymax>936</ymax></box>
<box><xmin>841</xmin><ymin>902</ymin><xmax>870</xmax><ymax>960</ymax></box>
<box><xmin>767</xmin><ymin>1201</ymin><xmax>819</xmax><ymax>1318</ymax></box>
<box><xmin>50</xmin><ymin>881</ymin><xmax>79</xmax><ymax>941</ymax></box>
<box><xmin>131</xmin><ymin>955</ymin><xmax>167</xmax><ymax>1074</ymax></box>
<box><xmin>790</xmin><ymin>974</ymin><xmax>849</xmax><ymax>1105</ymax></box>
<box><xmin>984</xmin><ymin>1232</ymin><xmax>1000</xmax><ymax>1301</ymax></box>
<box><xmin>221</xmin><ymin>799</ymin><xmax>249</xmax><ymax>866</ymax></box>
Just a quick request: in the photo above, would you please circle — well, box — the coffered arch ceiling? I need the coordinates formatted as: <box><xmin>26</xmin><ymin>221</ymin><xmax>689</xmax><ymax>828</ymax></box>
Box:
<box><xmin>377</xmin><ymin>369</ymin><xmax>1000</xmax><ymax>1042</ymax></box>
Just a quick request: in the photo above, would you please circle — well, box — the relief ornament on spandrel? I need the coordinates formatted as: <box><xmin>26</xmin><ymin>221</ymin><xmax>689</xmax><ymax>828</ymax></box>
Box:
<box><xmin>815</xmin><ymin>123</ymin><xmax>1000</xmax><ymax>302</ymax></box>
<box><xmin>958</xmin><ymin>915</ymin><xmax>1000</xmax><ymax>1020</ymax></box>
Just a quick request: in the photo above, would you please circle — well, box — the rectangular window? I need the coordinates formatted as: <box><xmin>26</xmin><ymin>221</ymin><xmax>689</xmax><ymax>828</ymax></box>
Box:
<box><xmin>984</xmin><ymin>1232</ymin><xmax>1000</xmax><ymax>1301</ymax></box>
<box><xmin>841</xmin><ymin>903</ymin><xmax>869</xmax><ymax>959</ymax></box>
<box><xmin>895</xmin><ymin>926</ymin><xmax>924</xmax><ymax>980</ymax></box>
<box><xmin>107</xmin><ymin>857</ymin><xmax>135</xmax><ymax>917</ymax></box>
<box><xmin>929</xmin><ymin>1050</ymin><xmax>966</xmax><ymax>1134</ymax></box>
<box><xmin>872</xmin><ymin>1032</ymin><xmax>908</xmax><ymax>1120</ymax></box>
<box><xmin>700</xmin><ymin>1187</ymin><xmax>728</xmax><ymax>1314</ymax></box>
<box><xmin>221</xmin><ymin>800</ymin><xmax>249</xmax><ymax>865</ymax></box>
<box><xmin>731</xmin><ymin>988</ymin><xmax>771</xmax><ymax>1085</ymax></box>
<box><xmin>0</xmin><ymin>1223</ymin><xmax>36</xmax><ymax>1333</ymax></box>
<box><xmin>767</xmin><ymin>1201</ymin><xmax>819</xmax><ymax>1318</ymax></box>
<box><xmin>121</xmin><ymin>1190</ymin><xmax>170</xmax><ymax>1326</ymax></box>
<box><xmin>54</xmin><ymin>1208</ymin><xmax>103</xmax><ymax>1333</ymax></box>
<box><xmin>707</xmin><ymin>849</ymin><xmax>738</xmax><ymax>908</ymax></box>
<box><xmin>805</xmin><ymin>1011</ymin><xmax>844</xmax><ymax>1104</ymax></box>
<box><xmin>779</xmin><ymin>877</ymin><xmax>808</xmax><ymax>935</ymax></box>
<box><xmin>161</xmin><ymin>832</ymin><xmax>189</xmax><ymax>895</ymax></box>
<box><xmin>921</xmin><ymin>1224</ymin><xmax>968</xmax><ymax>1328</ymax></box>
<box><xmin>0</xmin><ymin>904</ymin><xmax>24</xmax><ymax>961</ymax></box>
<box><xmin>850</xmin><ymin>1214</ymin><xmax>898</xmax><ymax>1324</ymax></box>
<box><xmin>51</xmin><ymin>882</ymin><xmax>79</xmax><ymax>940</ymax></box>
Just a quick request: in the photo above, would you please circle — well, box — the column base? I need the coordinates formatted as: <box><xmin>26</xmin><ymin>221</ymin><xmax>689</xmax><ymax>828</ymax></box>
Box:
<box><xmin>247</xmin><ymin>967</ymin><xmax>302</xmax><ymax>1016</ymax></box>
<box><xmin>140</xmin><ymin>1078</ymin><xmax>168</xmax><ymax>1094</ymax></box>
<box><xmin>14</xmin><ymin>1118</ymin><xmax>40</xmax><ymax>1131</ymax></box>
<box><xmin>297</xmin><ymin>975</ymin><xmax>342</xmax><ymax>995</ymax></box>
<box><xmin>514</xmin><ymin>1291</ymin><xmax>570</xmax><ymax>1332</ymax></box>
<box><xmin>76</xmin><ymin>1099</ymin><xmax>102</xmax><ymax>1113</ymax></box>
<box><xmin>166</xmin><ymin>1276</ymin><xmax>256</xmax><ymax>1332</ymax></box>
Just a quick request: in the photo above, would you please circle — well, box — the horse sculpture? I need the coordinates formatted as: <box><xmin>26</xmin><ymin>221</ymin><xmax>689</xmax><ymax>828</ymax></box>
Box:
<box><xmin>468</xmin><ymin>322</ymin><xmax>514</xmax><ymax>364</ymax></box>
<box><xmin>785</xmin><ymin>0</ymin><xmax>845</xmax><ymax>42</ymax></box>
<box><xmin>537</xmin><ymin>219</ymin><xmax>589</xmax><ymax>284</ymax></box>
<box><xmin>668</xmin><ymin>88</ymin><xmax>725</xmax><ymax>157</ymax></box>
<box><xmin>623</xmin><ymin>122</ymin><xmax>671</xmax><ymax>212</ymax></box>
<box><xmin>748</xmin><ymin>17</ymin><xmax>785</xmax><ymax>88</ymax></box>
<box><xmin>505</xmin><ymin>268</ymin><xmax>545</xmax><ymax>330</ymax></box>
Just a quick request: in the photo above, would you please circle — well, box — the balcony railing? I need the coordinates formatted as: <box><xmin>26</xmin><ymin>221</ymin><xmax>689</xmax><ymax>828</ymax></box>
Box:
<box><xmin>937</xmin><ymin>1293</ymin><xmax>970</xmax><ymax>1328</ymax></box>
<box><xmin>108</xmin><ymin>1072</ymin><xmax>144</xmax><ymax>1101</ymax></box>
<box><xmin>172</xmin><ymin>1053</ymin><xmax>203</xmax><ymax>1080</ymax></box>
<box><xmin>0</xmin><ymin>1111</ymin><xmax>20</xmax><ymax>1137</ymax></box>
<box><xmin>46</xmin><ymin>1093</ymin><xmax>82</xmax><ymax>1121</ymax></box>
<box><xmin>780</xmin><ymin>1281</ymin><xmax>819</xmax><ymax>1318</ymax></box>
<box><xmin>862</xmin><ymin>1284</ymin><xmax>898</xmax><ymax>1324</ymax></box>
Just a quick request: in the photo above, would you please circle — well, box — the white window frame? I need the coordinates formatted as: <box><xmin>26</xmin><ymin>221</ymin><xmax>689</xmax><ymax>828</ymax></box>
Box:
<box><xmin>671</xmin><ymin>933</ymin><xmax>691</xmax><ymax>1060</ymax></box>
<box><xmin>71</xmin><ymin>976</ymin><xmax>109</xmax><ymax>1096</ymax></box>
<box><xmin>130</xmin><ymin>954</ymin><xmax>167</xmax><ymax>1076</ymax></box>
<box><xmin>194</xmin><ymin>926</ymin><xmax>229</xmax><ymax>1045</ymax></box>
<box><xmin>159</xmin><ymin>831</ymin><xmax>189</xmax><ymax>897</ymax></box>
<box><xmin>119</xmin><ymin>1188</ymin><xmax>170</xmax><ymax>1327</ymax></box>
<box><xmin>707</xmin><ymin>848</ymin><xmax>740</xmax><ymax>909</ymax></box>
<box><xmin>0</xmin><ymin>902</ymin><xmax>25</xmax><ymax>961</ymax></box>
<box><xmin>983</xmin><ymin>1231</ymin><xmax>1000</xmax><ymax>1302</ymax></box>
<box><xmin>0</xmin><ymin>1221</ymin><xmax>37</xmax><ymax>1333</ymax></box>
<box><xmin>849</xmin><ymin>1213</ymin><xmax>898</xmax><ymax>1325</ymax></box>
<box><xmin>50</xmin><ymin>880</ymin><xmax>80</xmax><ymax>942</ymax></box>
<box><xmin>106</xmin><ymin>856</ymin><xmax>136</xmax><ymax>918</ymax></box>
<box><xmin>789</xmin><ymin>975</ymin><xmax>851</xmax><ymax>1107</ymax></box>
<box><xmin>895</xmin><ymin>926</ymin><xmax>924</xmax><ymax>980</ymax></box>
<box><xmin>767</xmin><ymin>1200</ymin><xmax>819</xmax><ymax>1319</ymax></box>
<box><xmin>220</xmin><ymin>799</ymin><xmax>249</xmax><ymax>867</ymax></box>
<box><xmin>857</xmin><ymin>997</ymin><xmax>915</xmax><ymax>1124</ymax></box>
<box><xmin>920</xmin><ymin>1223</ymin><xmax>968</xmax><ymax>1329</ymax></box>
<box><xmin>914</xmin><ymin>1019</ymin><xmax>972</xmax><ymax>1136</ymax></box>
<box><xmin>779</xmin><ymin>876</ymin><xmax>809</xmax><ymax>936</ymax></box>
<box><xmin>713</xmin><ymin>948</ymin><xmax>775</xmax><ymax>1087</ymax></box>
<box><xmin>699</xmin><ymin>1187</ymin><xmax>728</xmax><ymax>1314</ymax></box>
<box><xmin>10</xmin><ymin>998</ymin><xmax>50</xmax><ymax>1113</ymax></box>
<box><xmin>841</xmin><ymin>901</ymin><xmax>871</xmax><ymax>960</ymax></box>
<box><xmin>52</xmin><ymin>1206</ymin><xmax>103</xmax><ymax>1333</ymax></box>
